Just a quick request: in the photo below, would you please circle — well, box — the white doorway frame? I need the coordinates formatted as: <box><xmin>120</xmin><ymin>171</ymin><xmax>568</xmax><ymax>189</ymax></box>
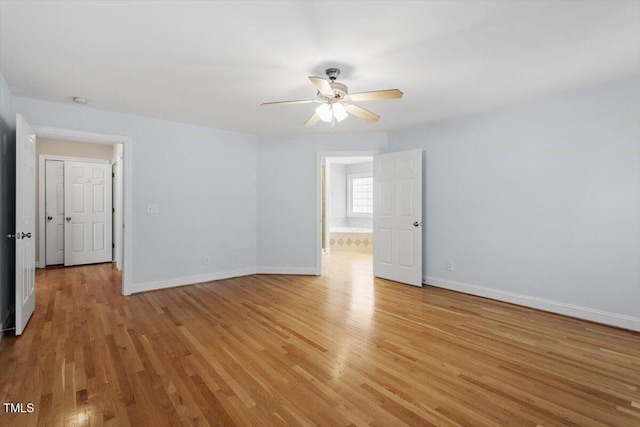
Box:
<box><xmin>112</xmin><ymin>159</ymin><xmax>123</xmax><ymax>272</ymax></box>
<box><xmin>315</xmin><ymin>151</ymin><xmax>380</xmax><ymax>275</ymax></box>
<box><xmin>32</xmin><ymin>125</ymin><xmax>133</xmax><ymax>295</ymax></box>
<box><xmin>38</xmin><ymin>155</ymin><xmax>110</xmax><ymax>269</ymax></box>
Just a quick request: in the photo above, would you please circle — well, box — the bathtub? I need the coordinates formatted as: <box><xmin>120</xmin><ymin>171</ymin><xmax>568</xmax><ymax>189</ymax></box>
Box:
<box><xmin>329</xmin><ymin>227</ymin><xmax>373</xmax><ymax>253</ymax></box>
<box><xmin>330</xmin><ymin>227</ymin><xmax>373</xmax><ymax>234</ymax></box>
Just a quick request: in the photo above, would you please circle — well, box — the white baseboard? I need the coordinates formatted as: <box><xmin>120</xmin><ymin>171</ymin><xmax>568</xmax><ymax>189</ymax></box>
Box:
<box><xmin>424</xmin><ymin>276</ymin><xmax>640</xmax><ymax>332</ymax></box>
<box><xmin>131</xmin><ymin>267</ymin><xmax>257</xmax><ymax>294</ymax></box>
<box><xmin>256</xmin><ymin>267</ymin><xmax>317</xmax><ymax>275</ymax></box>
<box><xmin>130</xmin><ymin>266</ymin><xmax>319</xmax><ymax>294</ymax></box>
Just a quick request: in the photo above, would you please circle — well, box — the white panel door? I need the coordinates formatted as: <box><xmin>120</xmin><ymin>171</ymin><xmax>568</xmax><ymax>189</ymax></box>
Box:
<box><xmin>45</xmin><ymin>160</ymin><xmax>65</xmax><ymax>265</ymax></box>
<box><xmin>373</xmin><ymin>149</ymin><xmax>423</xmax><ymax>286</ymax></box>
<box><xmin>15</xmin><ymin>114</ymin><xmax>36</xmax><ymax>335</ymax></box>
<box><xmin>64</xmin><ymin>161</ymin><xmax>113</xmax><ymax>266</ymax></box>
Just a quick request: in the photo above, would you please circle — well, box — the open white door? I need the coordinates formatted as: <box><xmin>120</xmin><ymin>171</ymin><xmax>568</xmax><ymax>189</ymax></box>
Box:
<box><xmin>64</xmin><ymin>161</ymin><xmax>113</xmax><ymax>266</ymax></box>
<box><xmin>15</xmin><ymin>114</ymin><xmax>36</xmax><ymax>335</ymax></box>
<box><xmin>373</xmin><ymin>149</ymin><xmax>423</xmax><ymax>286</ymax></box>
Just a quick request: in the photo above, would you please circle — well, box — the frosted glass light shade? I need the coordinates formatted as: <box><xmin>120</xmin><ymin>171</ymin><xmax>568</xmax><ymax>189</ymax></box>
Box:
<box><xmin>315</xmin><ymin>104</ymin><xmax>332</xmax><ymax>122</ymax></box>
<box><xmin>333</xmin><ymin>103</ymin><xmax>348</xmax><ymax>122</ymax></box>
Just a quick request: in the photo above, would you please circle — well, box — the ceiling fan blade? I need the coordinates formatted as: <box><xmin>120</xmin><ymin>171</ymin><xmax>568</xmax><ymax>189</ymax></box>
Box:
<box><xmin>261</xmin><ymin>99</ymin><xmax>317</xmax><ymax>106</ymax></box>
<box><xmin>308</xmin><ymin>76</ymin><xmax>335</xmax><ymax>98</ymax></box>
<box><xmin>304</xmin><ymin>113</ymin><xmax>320</xmax><ymax>126</ymax></box>
<box><xmin>345</xmin><ymin>104</ymin><xmax>380</xmax><ymax>122</ymax></box>
<box><xmin>347</xmin><ymin>89</ymin><xmax>403</xmax><ymax>102</ymax></box>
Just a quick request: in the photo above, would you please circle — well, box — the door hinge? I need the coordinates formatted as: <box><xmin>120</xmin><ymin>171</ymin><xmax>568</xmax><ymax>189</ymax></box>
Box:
<box><xmin>112</xmin><ymin>208</ymin><xmax>115</xmax><ymax>213</ymax></box>
<box><xmin>112</xmin><ymin>243</ymin><xmax>115</xmax><ymax>248</ymax></box>
<box><xmin>112</xmin><ymin>173</ymin><xmax>115</xmax><ymax>178</ymax></box>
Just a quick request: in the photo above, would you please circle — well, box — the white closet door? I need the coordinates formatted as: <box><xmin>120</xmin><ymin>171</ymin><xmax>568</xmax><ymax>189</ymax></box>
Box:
<box><xmin>45</xmin><ymin>160</ymin><xmax>65</xmax><ymax>265</ymax></box>
<box><xmin>64</xmin><ymin>161</ymin><xmax>113</xmax><ymax>266</ymax></box>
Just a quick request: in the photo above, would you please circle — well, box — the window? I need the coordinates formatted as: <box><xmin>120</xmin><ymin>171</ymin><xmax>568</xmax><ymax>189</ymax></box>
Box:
<box><xmin>348</xmin><ymin>173</ymin><xmax>373</xmax><ymax>217</ymax></box>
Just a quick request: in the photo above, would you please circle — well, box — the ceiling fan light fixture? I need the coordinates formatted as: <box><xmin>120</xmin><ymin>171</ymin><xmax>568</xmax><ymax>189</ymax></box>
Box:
<box><xmin>315</xmin><ymin>103</ymin><xmax>333</xmax><ymax>122</ymax></box>
<box><xmin>333</xmin><ymin>102</ymin><xmax>348</xmax><ymax>122</ymax></box>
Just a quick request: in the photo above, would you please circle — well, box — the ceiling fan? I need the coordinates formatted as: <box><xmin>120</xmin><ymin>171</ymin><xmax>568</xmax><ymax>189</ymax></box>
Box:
<box><xmin>261</xmin><ymin>68</ymin><xmax>403</xmax><ymax>127</ymax></box>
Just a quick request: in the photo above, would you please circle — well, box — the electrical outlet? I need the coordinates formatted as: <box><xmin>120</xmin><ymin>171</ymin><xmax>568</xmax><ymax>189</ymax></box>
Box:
<box><xmin>233</xmin><ymin>253</ymin><xmax>240</xmax><ymax>262</ymax></box>
<box><xmin>146</xmin><ymin>204</ymin><xmax>158</xmax><ymax>214</ymax></box>
<box><xmin>204</xmin><ymin>256</ymin><xmax>210</xmax><ymax>265</ymax></box>
<box><xmin>446</xmin><ymin>261</ymin><xmax>454</xmax><ymax>272</ymax></box>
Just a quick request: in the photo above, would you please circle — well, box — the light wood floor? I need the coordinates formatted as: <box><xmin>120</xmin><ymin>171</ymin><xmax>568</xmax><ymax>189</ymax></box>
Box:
<box><xmin>1</xmin><ymin>253</ymin><xmax>639</xmax><ymax>426</ymax></box>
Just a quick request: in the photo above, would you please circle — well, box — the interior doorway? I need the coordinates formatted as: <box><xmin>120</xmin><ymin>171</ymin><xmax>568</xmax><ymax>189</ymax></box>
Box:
<box><xmin>37</xmin><ymin>138</ymin><xmax>122</xmax><ymax>270</ymax></box>
<box><xmin>42</xmin><ymin>157</ymin><xmax>114</xmax><ymax>267</ymax></box>
<box><xmin>32</xmin><ymin>125</ymin><xmax>133</xmax><ymax>296</ymax></box>
<box><xmin>316</xmin><ymin>151</ymin><xmax>378</xmax><ymax>276</ymax></box>
<box><xmin>316</xmin><ymin>149</ymin><xmax>424</xmax><ymax>287</ymax></box>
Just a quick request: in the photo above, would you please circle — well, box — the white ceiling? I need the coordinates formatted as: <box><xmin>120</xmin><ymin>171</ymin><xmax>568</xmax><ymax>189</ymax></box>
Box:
<box><xmin>1</xmin><ymin>1</ymin><xmax>638</xmax><ymax>135</ymax></box>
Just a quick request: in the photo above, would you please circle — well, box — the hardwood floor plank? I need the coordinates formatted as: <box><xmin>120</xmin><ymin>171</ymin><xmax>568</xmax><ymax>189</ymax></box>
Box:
<box><xmin>1</xmin><ymin>253</ymin><xmax>639</xmax><ymax>426</ymax></box>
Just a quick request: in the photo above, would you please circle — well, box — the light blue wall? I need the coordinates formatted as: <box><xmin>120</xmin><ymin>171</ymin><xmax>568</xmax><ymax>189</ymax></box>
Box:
<box><xmin>257</xmin><ymin>132</ymin><xmax>387</xmax><ymax>270</ymax></box>
<box><xmin>12</xmin><ymin>96</ymin><xmax>258</xmax><ymax>286</ymax></box>
<box><xmin>346</xmin><ymin>161</ymin><xmax>373</xmax><ymax>176</ymax></box>
<box><xmin>388</xmin><ymin>76</ymin><xmax>640</xmax><ymax>318</ymax></box>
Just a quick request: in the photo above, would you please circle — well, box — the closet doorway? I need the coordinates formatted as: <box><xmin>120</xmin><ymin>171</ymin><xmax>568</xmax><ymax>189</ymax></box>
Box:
<box><xmin>37</xmin><ymin>138</ymin><xmax>124</xmax><ymax>270</ymax></box>
<box><xmin>43</xmin><ymin>158</ymin><xmax>113</xmax><ymax>267</ymax></box>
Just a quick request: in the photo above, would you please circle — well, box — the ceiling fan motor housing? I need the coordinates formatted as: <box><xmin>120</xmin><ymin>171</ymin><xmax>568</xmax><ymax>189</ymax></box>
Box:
<box><xmin>325</xmin><ymin>68</ymin><xmax>340</xmax><ymax>81</ymax></box>
<box><xmin>329</xmin><ymin>82</ymin><xmax>348</xmax><ymax>99</ymax></box>
<box><xmin>324</xmin><ymin>68</ymin><xmax>348</xmax><ymax>98</ymax></box>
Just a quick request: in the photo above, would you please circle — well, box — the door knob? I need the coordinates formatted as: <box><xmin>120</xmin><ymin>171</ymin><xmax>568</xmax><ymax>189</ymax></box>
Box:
<box><xmin>66</xmin><ymin>217</ymin><xmax>71</xmax><ymax>222</ymax></box>
<box><xmin>6</xmin><ymin>233</ymin><xmax>16</xmax><ymax>239</ymax></box>
<box><xmin>21</xmin><ymin>232</ymin><xmax>31</xmax><ymax>239</ymax></box>
<box><xmin>413</xmin><ymin>221</ymin><xmax>422</xmax><ymax>227</ymax></box>
<box><xmin>47</xmin><ymin>216</ymin><xmax>53</xmax><ymax>221</ymax></box>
